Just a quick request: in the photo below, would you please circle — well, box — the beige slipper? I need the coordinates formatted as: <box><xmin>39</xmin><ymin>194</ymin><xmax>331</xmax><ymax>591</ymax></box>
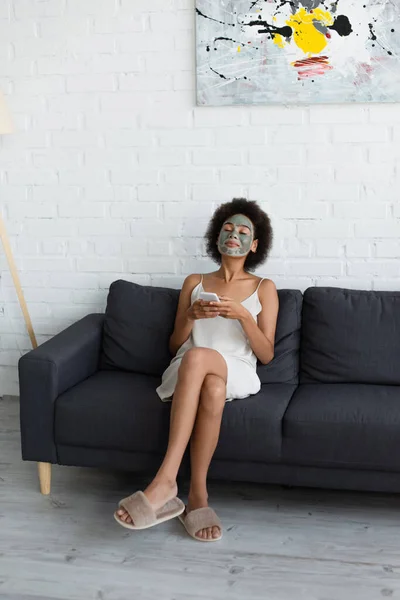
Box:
<box><xmin>178</xmin><ymin>506</ymin><xmax>223</xmax><ymax>542</ymax></box>
<box><xmin>114</xmin><ymin>491</ymin><xmax>185</xmax><ymax>531</ymax></box>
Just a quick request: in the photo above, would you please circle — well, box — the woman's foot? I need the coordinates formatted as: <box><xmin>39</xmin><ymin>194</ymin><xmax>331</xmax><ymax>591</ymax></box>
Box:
<box><xmin>186</xmin><ymin>491</ymin><xmax>221</xmax><ymax>540</ymax></box>
<box><xmin>116</xmin><ymin>477</ymin><xmax>177</xmax><ymax>526</ymax></box>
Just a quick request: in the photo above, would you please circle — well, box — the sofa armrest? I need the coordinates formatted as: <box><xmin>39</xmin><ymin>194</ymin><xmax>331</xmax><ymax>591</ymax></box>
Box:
<box><xmin>19</xmin><ymin>313</ymin><xmax>105</xmax><ymax>463</ymax></box>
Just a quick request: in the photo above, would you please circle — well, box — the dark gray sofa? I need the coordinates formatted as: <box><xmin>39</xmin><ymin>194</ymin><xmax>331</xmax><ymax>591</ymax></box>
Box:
<box><xmin>19</xmin><ymin>279</ymin><xmax>400</xmax><ymax>495</ymax></box>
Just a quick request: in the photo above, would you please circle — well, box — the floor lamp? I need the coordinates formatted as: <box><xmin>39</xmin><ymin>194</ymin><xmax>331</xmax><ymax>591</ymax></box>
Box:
<box><xmin>0</xmin><ymin>91</ymin><xmax>37</xmax><ymax>348</ymax></box>
<box><xmin>0</xmin><ymin>92</ymin><xmax>49</xmax><ymax>494</ymax></box>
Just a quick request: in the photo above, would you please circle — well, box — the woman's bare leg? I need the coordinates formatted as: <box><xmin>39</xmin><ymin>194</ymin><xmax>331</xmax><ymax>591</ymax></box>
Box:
<box><xmin>117</xmin><ymin>348</ymin><xmax>227</xmax><ymax>524</ymax></box>
<box><xmin>186</xmin><ymin>374</ymin><xmax>226</xmax><ymax>540</ymax></box>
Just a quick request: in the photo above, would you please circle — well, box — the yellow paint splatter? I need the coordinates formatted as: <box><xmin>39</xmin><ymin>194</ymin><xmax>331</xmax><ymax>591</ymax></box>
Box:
<box><xmin>237</xmin><ymin>45</ymin><xmax>241</xmax><ymax>52</ymax></box>
<box><xmin>273</xmin><ymin>34</ymin><xmax>285</xmax><ymax>49</ymax></box>
<box><xmin>287</xmin><ymin>7</ymin><xmax>334</xmax><ymax>54</ymax></box>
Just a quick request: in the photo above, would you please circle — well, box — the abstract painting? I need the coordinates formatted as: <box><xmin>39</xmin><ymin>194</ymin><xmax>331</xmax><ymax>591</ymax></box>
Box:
<box><xmin>196</xmin><ymin>1</ymin><xmax>400</xmax><ymax>105</ymax></box>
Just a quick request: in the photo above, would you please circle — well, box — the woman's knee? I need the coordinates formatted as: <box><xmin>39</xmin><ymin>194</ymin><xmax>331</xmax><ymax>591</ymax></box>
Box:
<box><xmin>200</xmin><ymin>375</ymin><xmax>226</xmax><ymax>415</ymax></box>
<box><xmin>179</xmin><ymin>348</ymin><xmax>209</xmax><ymax>374</ymax></box>
<box><xmin>179</xmin><ymin>348</ymin><xmax>227</xmax><ymax>386</ymax></box>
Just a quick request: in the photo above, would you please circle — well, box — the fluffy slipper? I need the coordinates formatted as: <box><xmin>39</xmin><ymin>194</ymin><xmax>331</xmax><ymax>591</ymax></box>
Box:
<box><xmin>178</xmin><ymin>506</ymin><xmax>223</xmax><ymax>542</ymax></box>
<box><xmin>114</xmin><ymin>491</ymin><xmax>185</xmax><ymax>531</ymax></box>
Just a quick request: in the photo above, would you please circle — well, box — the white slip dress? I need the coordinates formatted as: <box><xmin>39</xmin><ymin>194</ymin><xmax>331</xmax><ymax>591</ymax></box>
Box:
<box><xmin>156</xmin><ymin>276</ymin><xmax>265</xmax><ymax>403</ymax></box>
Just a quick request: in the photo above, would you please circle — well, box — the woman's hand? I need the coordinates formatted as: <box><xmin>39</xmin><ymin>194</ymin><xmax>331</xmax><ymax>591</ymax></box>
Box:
<box><xmin>187</xmin><ymin>299</ymin><xmax>220</xmax><ymax>321</ymax></box>
<box><xmin>213</xmin><ymin>296</ymin><xmax>249</xmax><ymax>321</ymax></box>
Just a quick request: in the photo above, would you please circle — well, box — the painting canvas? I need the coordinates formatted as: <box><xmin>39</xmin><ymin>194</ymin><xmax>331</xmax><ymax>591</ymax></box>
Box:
<box><xmin>196</xmin><ymin>1</ymin><xmax>400</xmax><ymax>105</ymax></box>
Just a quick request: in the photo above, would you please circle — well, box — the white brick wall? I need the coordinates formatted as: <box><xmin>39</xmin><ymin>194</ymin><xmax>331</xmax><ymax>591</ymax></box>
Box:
<box><xmin>1</xmin><ymin>0</ymin><xmax>400</xmax><ymax>395</ymax></box>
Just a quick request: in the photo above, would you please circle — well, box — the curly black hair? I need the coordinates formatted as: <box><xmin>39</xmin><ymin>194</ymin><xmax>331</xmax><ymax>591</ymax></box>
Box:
<box><xmin>204</xmin><ymin>198</ymin><xmax>273</xmax><ymax>272</ymax></box>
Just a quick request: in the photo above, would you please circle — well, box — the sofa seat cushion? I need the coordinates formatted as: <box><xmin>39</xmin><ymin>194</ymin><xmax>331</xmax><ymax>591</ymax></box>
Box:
<box><xmin>215</xmin><ymin>384</ymin><xmax>297</xmax><ymax>463</ymax></box>
<box><xmin>55</xmin><ymin>371</ymin><xmax>170</xmax><ymax>455</ymax></box>
<box><xmin>283</xmin><ymin>383</ymin><xmax>400</xmax><ymax>471</ymax></box>
<box><xmin>55</xmin><ymin>370</ymin><xmax>297</xmax><ymax>464</ymax></box>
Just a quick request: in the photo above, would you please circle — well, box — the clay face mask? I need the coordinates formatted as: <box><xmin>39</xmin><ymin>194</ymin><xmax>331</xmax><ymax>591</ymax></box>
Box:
<box><xmin>218</xmin><ymin>214</ymin><xmax>254</xmax><ymax>257</ymax></box>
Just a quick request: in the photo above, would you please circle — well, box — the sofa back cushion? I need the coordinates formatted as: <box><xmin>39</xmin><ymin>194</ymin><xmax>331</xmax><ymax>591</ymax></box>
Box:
<box><xmin>300</xmin><ymin>287</ymin><xmax>400</xmax><ymax>384</ymax></box>
<box><xmin>100</xmin><ymin>280</ymin><xmax>179</xmax><ymax>377</ymax></box>
<box><xmin>257</xmin><ymin>290</ymin><xmax>302</xmax><ymax>384</ymax></box>
<box><xmin>100</xmin><ymin>280</ymin><xmax>303</xmax><ymax>383</ymax></box>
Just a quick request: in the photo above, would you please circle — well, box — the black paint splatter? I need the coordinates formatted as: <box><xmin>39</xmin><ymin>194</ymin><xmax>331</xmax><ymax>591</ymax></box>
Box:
<box><xmin>328</xmin><ymin>15</ymin><xmax>353</xmax><ymax>37</ymax></box>
<box><xmin>196</xmin><ymin>7</ymin><xmax>235</xmax><ymax>27</ymax></box>
<box><xmin>368</xmin><ymin>22</ymin><xmax>377</xmax><ymax>41</ymax></box>
<box><xmin>210</xmin><ymin>66</ymin><xmax>227</xmax><ymax>80</ymax></box>
<box><xmin>368</xmin><ymin>21</ymin><xmax>393</xmax><ymax>56</ymax></box>
<box><xmin>214</xmin><ymin>37</ymin><xmax>245</xmax><ymax>46</ymax></box>
<box><xmin>209</xmin><ymin>66</ymin><xmax>248</xmax><ymax>82</ymax></box>
<box><xmin>245</xmin><ymin>18</ymin><xmax>292</xmax><ymax>40</ymax></box>
<box><xmin>271</xmin><ymin>0</ymin><xmax>296</xmax><ymax>16</ymax></box>
<box><xmin>210</xmin><ymin>36</ymin><xmax>260</xmax><ymax>52</ymax></box>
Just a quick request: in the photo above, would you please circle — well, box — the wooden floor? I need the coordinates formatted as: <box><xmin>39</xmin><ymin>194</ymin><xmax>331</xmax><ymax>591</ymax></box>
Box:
<box><xmin>1</xmin><ymin>395</ymin><xmax>400</xmax><ymax>600</ymax></box>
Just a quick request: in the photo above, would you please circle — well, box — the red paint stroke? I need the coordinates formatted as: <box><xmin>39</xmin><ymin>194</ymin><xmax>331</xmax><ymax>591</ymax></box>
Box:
<box><xmin>353</xmin><ymin>61</ymin><xmax>374</xmax><ymax>86</ymax></box>
<box><xmin>326</xmin><ymin>33</ymin><xmax>331</xmax><ymax>39</ymax></box>
<box><xmin>293</xmin><ymin>56</ymin><xmax>333</xmax><ymax>79</ymax></box>
<box><xmin>353</xmin><ymin>56</ymin><xmax>392</xmax><ymax>87</ymax></box>
<box><xmin>293</xmin><ymin>56</ymin><xmax>330</xmax><ymax>68</ymax></box>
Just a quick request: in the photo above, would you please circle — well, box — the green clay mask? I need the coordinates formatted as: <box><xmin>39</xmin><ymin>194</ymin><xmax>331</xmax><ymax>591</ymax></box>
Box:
<box><xmin>218</xmin><ymin>214</ymin><xmax>254</xmax><ymax>258</ymax></box>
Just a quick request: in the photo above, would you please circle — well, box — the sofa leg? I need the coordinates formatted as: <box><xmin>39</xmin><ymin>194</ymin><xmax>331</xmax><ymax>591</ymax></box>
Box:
<box><xmin>38</xmin><ymin>462</ymin><xmax>51</xmax><ymax>495</ymax></box>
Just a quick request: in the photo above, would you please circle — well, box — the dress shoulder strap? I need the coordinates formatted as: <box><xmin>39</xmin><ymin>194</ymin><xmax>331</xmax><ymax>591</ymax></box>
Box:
<box><xmin>200</xmin><ymin>274</ymin><xmax>203</xmax><ymax>285</ymax></box>
<box><xmin>256</xmin><ymin>277</ymin><xmax>265</xmax><ymax>292</ymax></box>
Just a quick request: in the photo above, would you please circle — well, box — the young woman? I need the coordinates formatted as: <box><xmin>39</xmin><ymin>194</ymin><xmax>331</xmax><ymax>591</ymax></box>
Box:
<box><xmin>115</xmin><ymin>198</ymin><xmax>279</xmax><ymax>542</ymax></box>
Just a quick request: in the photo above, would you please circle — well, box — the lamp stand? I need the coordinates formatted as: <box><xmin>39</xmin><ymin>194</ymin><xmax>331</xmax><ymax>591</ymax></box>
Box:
<box><xmin>0</xmin><ymin>217</ymin><xmax>50</xmax><ymax>495</ymax></box>
<box><xmin>0</xmin><ymin>215</ymin><xmax>37</xmax><ymax>349</ymax></box>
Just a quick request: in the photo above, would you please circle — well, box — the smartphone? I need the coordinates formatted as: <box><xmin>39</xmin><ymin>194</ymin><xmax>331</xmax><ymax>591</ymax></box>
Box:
<box><xmin>199</xmin><ymin>291</ymin><xmax>220</xmax><ymax>303</ymax></box>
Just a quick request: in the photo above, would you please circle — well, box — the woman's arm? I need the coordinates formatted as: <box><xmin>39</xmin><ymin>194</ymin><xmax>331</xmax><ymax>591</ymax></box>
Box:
<box><xmin>170</xmin><ymin>274</ymin><xmax>222</xmax><ymax>355</ymax></box>
<box><xmin>239</xmin><ymin>279</ymin><xmax>279</xmax><ymax>365</ymax></box>
<box><xmin>169</xmin><ymin>274</ymin><xmax>200</xmax><ymax>356</ymax></box>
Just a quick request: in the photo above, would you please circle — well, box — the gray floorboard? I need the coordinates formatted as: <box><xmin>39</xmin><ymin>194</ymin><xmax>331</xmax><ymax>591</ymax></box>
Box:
<box><xmin>1</xmin><ymin>396</ymin><xmax>400</xmax><ymax>600</ymax></box>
